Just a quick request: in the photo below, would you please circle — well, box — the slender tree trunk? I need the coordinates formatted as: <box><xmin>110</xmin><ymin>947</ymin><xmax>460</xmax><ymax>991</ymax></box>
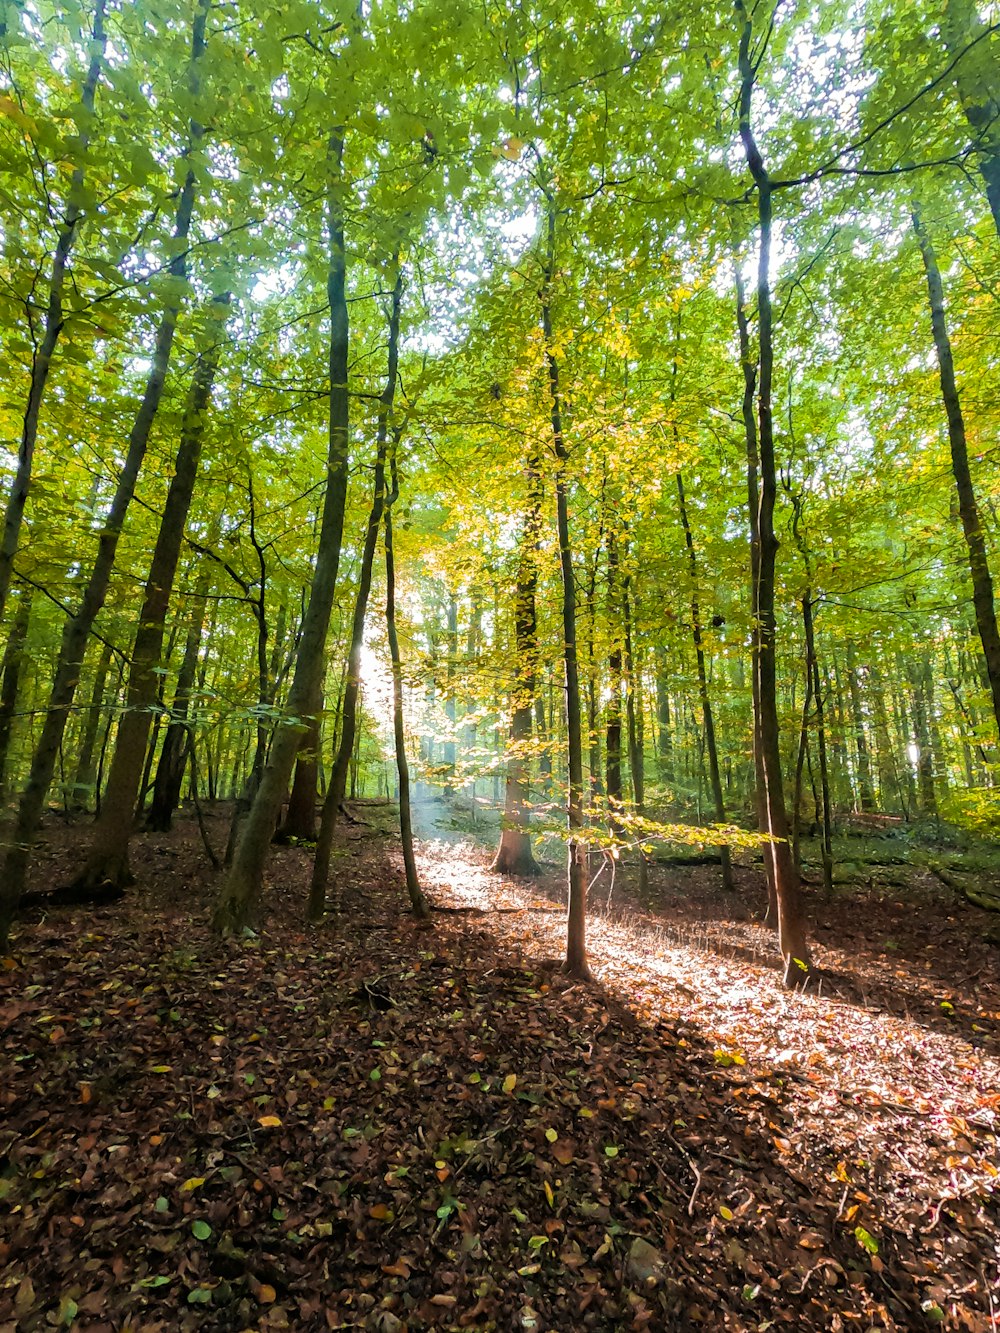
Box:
<box><xmin>737</xmin><ymin>3</ymin><xmax>812</xmax><ymax>984</ymax></box>
<box><xmin>605</xmin><ymin>526</ymin><xmax>624</xmax><ymax>831</ymax></box>
<box><xmin>147</xmin><ymin>570</ymin><xmax>211</xmax><ymax>831</ymax></box>
<box><xmin>802</xmin><ymin>596</ymin><xmax>833</xmax><ymax>894</ymax></box>
<box><xmin>734</xmin><ymin>253</ymin><xmax>777</xmax><ymax>928</ymax></box>
<box><xmin>493</xmin><ymin>455</ymin><xmax>542</xmax><ymax>877</ymax></box>
<box><xmin>0</xmin><ymin>589</ymin><xmax>32</xmax><ymax>803</ymax></box>
<box><xmin>622</xmin><ymin>553</ymin><xmax>648</xmax><ymax>896</ymax></box>
<box><xmin>72</xmin><ymin>637</ymin><xmax>115</xmax><ymax>812</ymax></box>
<box><xmin>384</xmin><ymin>451</ymin><xmax>430</xmax><ymax>920</ymax></box>
<box><xmin>910</xmin><ymin>656</ymin><xmax>938</xmax><ymax>817</ymax></box>
<box><xmin>846</xmin><ymin>645</ymin><xmax>875</xmax><ymax>811</ymax></box>
<box><xmin>71</xmin><ymin>294</ymin><xmax>229</xmax><ymax>892</ymax></box>
<box><xmin>913</xmin><ymin>205</ymin><xmax>1000</xmax><ymax>742</ymax></box>
<box><xmin>677</xmin><ymin>473</ymin><xmax>734</xmax><ymax>892</ymax></box>
<box><xmin>791</xmin><ymin>660</ymin><xmax>813</xmax><ymax>868</ymax></box>
<box><xmin>0</xmin><ymin>0</ymin><xmax>107</xmax><ymax>632</ymax></box>
<box><xmin>308</xmin><ymin>271</ymin><xmax>402</xmax><ymax>919</ymax></box>
<box><xmin>213</xmin><ymin>130</ymin><xmax>352</xmax><ymax>931</ymax></box>
<box><xmin>541</xmin><ymin>196</ymin><xmax>591</xmax><ymax>982</ymax></box>
<box><xmin>0</xmin><ymin>6</ymin><xmax>208</xmax><ymax>942</ymax></box>
<box><xmin>655</xmin><ymin>647</ymin><xmax>673</xmax><ymax>786</ymax></box>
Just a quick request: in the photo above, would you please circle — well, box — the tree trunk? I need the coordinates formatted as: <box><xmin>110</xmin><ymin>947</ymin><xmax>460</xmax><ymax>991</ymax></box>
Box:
<box><xmin>943</xmin><ymin>0</ymin><xmax>1000</xmax><ymax>238</ymax></box>
<box><xmin>213</xmin><ymin>129</ymin><xmax>352</xmax><ymax>932</ymax></box>
<box><xmin>0</xmin><ymin>589</ymin><xmax>32</xmax><ymax>803</ymax></box>
<box><xmin>276</xmin><ymin>678</ymin><xmax>323</xmax><ymax>843</ymax></box>
<box><xmin>913</xmin><ymin>205</ymin><xmax>1000</xmax><ymax>744</ymax></box>
<box><xmin>308</xmin><ymin>271</ymin><xmax>402</xmax><ymax>920</ymax></box>
<box><xmin>655</xmin><ymin>647</ymin><xmax>673</xmax><ymax>786</ymax></box>
<box><xmin>677</xmin><ymin>473</ymin><xmax>733</xmax><ymax>893</ymax></box>
<box><xmin>0</xmin><ymin>6</ymin><xmax>207</xmax><ymax>942</ymax></box>
<box><xmin>541</xmin><ymin>196</ymin><xmax>592</xmax><ymax>982</ymax></box>
<box><xmin>71</xmin><ymin>294</ymin><xmax>229</xmax><ymax>892</ymax></box>
<box><xmin>0</xmin><ymin>0</ymin><xmax>107</xmax><ymax>632</ymax></box>
<box><xmin>737</xmin><ymin>3</ymin><xmax>812</xmax><ymax>984</ymax></box>
<box><xmin>733</xmin><ymin>251</ymin><xmax>777</xmax><ymax>929</ymax></box>
<box><xmin>384</xmin><ymin>451</ymin><xmax>430</xmax><ymax>920</ymax></box>
<box><xmin>605</xmin><ymin>525</ymin><xmax>624</xmax><ymax>832</ymax></box>
<box><xmin>622</xmin><ymin>552</ymin><xmax>648</xmax><ymax>896</ymax></box>
<box><xmin>846</xmin><ymin>644</ymin><xmax>875</xmax><ymax>811</ymax></box>
<box><xmin>72</xmin><ymin>637</ymin><xmax>115</xmax><ymax>812</ymax></box>
<box><xmin>146</xmin><ymin>569</ymin><xmax>211</xmax><ymax>832</ymax></box>
<box><xmin>492</xmin><ymin>455</ymin><xmax>542</xmax><ymax>877</ymax></box>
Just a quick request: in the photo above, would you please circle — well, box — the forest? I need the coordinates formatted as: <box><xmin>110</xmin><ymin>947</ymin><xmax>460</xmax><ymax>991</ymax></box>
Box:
<box><xmin>1</xmin><ymin>0</ymin><xmax>999</xmax><ymax>1327</ymax></box>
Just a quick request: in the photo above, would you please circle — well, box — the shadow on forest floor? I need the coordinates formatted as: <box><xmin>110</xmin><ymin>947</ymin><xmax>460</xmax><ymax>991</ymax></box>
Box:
<box><xmin>0</xmin><ymin>805</ymin><xmax>997</xmax><ymax>1331</ymax></box>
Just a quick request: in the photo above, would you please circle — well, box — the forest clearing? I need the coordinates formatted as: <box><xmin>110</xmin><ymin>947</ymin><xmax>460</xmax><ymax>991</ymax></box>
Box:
<box><xmin>2</xmin><ymin>0</ymin><xmax>1000</xmax><ymax>1326</ymax></box>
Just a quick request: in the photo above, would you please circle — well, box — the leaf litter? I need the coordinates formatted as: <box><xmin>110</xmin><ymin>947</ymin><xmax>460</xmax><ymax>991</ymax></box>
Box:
<box><xmin>0</xmin><ymin>808</ymin><xmax>997</xmax><ymax>1331</ymax></box>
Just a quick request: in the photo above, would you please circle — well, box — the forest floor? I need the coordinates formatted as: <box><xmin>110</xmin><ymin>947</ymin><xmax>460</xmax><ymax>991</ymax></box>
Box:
<box><xmin>1</xmin><ymin>799</ymin><xmax>998</xmax><ymax>1332</ymax></box>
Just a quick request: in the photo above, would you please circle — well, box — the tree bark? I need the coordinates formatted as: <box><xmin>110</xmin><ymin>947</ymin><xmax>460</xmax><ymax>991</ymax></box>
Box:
<box><xmin>146</xmin><ymin>567</ymin><xmax>211</xmax><ymax>831</ymax></box>
<box><xmin>492</xmin><ymin>455</ymin><xmax>542</xmax><ymax>877</ymax></box>
<box><xmin>0</xmin><ymin>589</ymin><xmax>32</xmax><ymax>803</ymax></box>
<box><xmin>622</xmin><ymin>552</ymin><xmax>648</xmax><ymax>896</ymax></box>
<box><xmin>604</xmin><ymin>525</ymin><xmax>624</xmax><ymax>832</ymax></box>
<box><xmin>677</xmin><ymin>473</ymin><xmax>733</xmax><ymax>893</ymax></box>
<box><xmin>912</xmin><ymin>205</ymin><xmax>1000</xmax><ymax>743</ymax></box>
<box><xmin>384</xmin><ymin>451</ymin><xmax>430</xmax><ymax>920</ymax></box>
<box><xmin>0</xmin><ymin>0</ymin><xmax>107</xmax><ymax>632</ymax></box>
<box><xmin>541</xmin><ymin>196</ymin><xmax>592</xmax><ymax>982</ymax></box>
<box><xmin>737</xmin><ymin>1</ymin><xmax>812</xmax><ymax>985</ymax></box>
<box><xmin>213</xmin><ymin>129</ymin><xmax>351</xmax><ymax>932</ymax></box>
<box><xmin>846</xmin><ymin>644</ymin><xmax>875</xmax><ymax>811</ymax></box>
<box><xmin>71</xmin><ymin>294</ymin><xmax>230</xmax><ymax>891</ymax></box>
<box><xmin>943</xmin><ymin>0</ymin><xmax>1000</xmax><ymax>238</ymax></box>
<box><xmin>308</xmin><ymin>271</ymin><xmax>402</xmax><ymax>920</ymax></box>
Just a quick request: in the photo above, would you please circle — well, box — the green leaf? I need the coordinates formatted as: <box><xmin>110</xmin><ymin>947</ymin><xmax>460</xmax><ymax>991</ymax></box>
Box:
<box><xmin>191</xmin><ymin>1220</ymin><xmax>212</xmax><ymax>1241</ymax></box>
<box><xmin>854</xmin><ymin>1225</ymin><xmax>879</xmax><ymax>1255</ymax></box>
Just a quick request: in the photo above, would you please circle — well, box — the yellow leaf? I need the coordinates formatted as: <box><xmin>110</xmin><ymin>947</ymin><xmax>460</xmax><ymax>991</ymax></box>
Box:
<box><xmin>502</xmin><ymin>1074</ymin><xmax>517</xmax><ymax>1095</ymax></box>
<box><xmin>258</xmin><ymin>1114</ymin><xmax>282</xmax><ymax>1128</ymax></box>
<box><xmin>543</xmin><ymin>1179</ymin><xmax>554</xmax><ymax>1207</ymax></box>
<box><xmin>181</xmin><ymin>1177</ymin><xmax>205</xmax><ymax>1192</ymax></box>
<box><xmin>257</xmin><ymin>1283</ymin><xmax>277</xmax><ymax>1304</ymax></box>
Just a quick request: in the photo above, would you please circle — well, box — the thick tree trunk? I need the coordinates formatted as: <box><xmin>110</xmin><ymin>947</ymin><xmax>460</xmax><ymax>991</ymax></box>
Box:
<box><xmin>0</xmin><ymin>589</ymin><xmax>32</xmax><ymax>803</ymax></box>
<box><xmin>737</xmin><ymin>3</ymin><xmax>812</xmax><ymax>985</ymax></box>
<box><xmin>0</xmin><ymin>0</ymin><xmax>107</xmax><ymax>632</ymax></box>
<box><xmin>493</xmin><ymin>457</ymin><xmax>542</xmax><ymax>877</ymax></box>
<box><xmin>677</xmin><ymin>473</ymin><xmax>733</xmax><ymax>893</ymax></box>
<box><xmin>913</xmin><ymin>206</ymin><xmax>1000</xmax><ymax>743</ymax></box>
<box><xmin>308</xmin><ymin>272</ymin><xmax>402</xmax><ymax>920</ymax></box>
<box><xmin>0</xmin><ymin>9</ymin><xmax>207</xmax><ymax>942</ymax></box>
<box><xmin>541</xmin><ymin>197</ymin><xmax>592</xmax><ymax>982</ymax></box>
<box><xmin>213</xmin><ymin>130</ymin><xmax>352</xmax><ymax>932</ymax></box>
<box><xmin>71</xmin><ymin>295</ymin><xmax>229</xmax><ymax>892</ymax></box>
